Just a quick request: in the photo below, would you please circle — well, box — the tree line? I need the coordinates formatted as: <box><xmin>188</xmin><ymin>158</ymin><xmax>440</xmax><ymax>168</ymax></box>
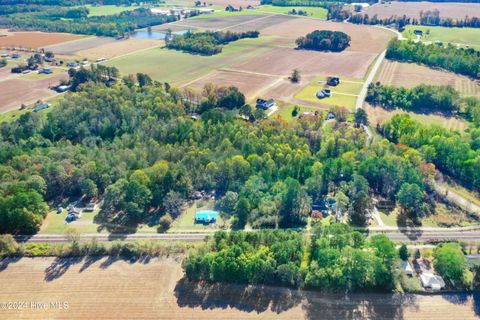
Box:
<box><xmin>367</xmin><ymin>82</ymin><xmax>461</xmax><ymax>113</ymax></box>
<box><xmin>184</xmin><ymin>225</ymin><xmax>398</xmax><ymax>291</ymax></box>
<box><xmin>0</xmin><ymin>7</ymin><xmax>176</xmax><ymax>37</ymax></box>
<box><xmin>296</xmin><ymin>30</ymin><xmax>350</xmax><ymax>52</ymax></box>
<box><xmin>386</xmin><ymin>39</ymin><xmax>480</xmax><ymax>79</ymax></box>
<box><xmin>166</xmin><ymin>30</ymin><xmax>259</xmax><ymax>56</ymax></box>
<box><xmin>382</xmin><ymin>114</ymin><xmax>480</xmax><ymax>191</ymax></box>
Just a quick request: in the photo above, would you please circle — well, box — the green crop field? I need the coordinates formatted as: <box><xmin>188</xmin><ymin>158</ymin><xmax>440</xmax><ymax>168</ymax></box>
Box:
<box><xmin>257</xmin><ymin>5</ymin><xmax>327</xmax><ymax>19</ymax></box>
<box><xmin>402</xmin><ymin>25</ymin><xmax>480</xmax><ymax>49</ymax></box>
<box><xmin>106</xmin><ymin>36</ymin><xmax>276</xmax><ymax>84</ymax></box>
<box><xmin>295</xmin><ymin>75</ymin><xmax>363</xmax><ymax>109</ymax></box>
<box><xmin>84</xmin><ymin>5</ymin><xmax>139</xmax><ymax>17</ymax></box>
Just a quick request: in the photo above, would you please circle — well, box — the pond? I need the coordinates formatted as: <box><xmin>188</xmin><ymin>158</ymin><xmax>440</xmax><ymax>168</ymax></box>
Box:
<box><xmin>130</xmin><ymin>29</ymin><xmax>190</xmax><ymax>40</ymax></box>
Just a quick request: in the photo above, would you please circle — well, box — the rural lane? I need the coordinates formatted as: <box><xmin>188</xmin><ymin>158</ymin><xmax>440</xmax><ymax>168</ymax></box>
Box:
<box><xmin>433</xmin><ymin>181</ymin><xmax>480</xmax><ymax>216</ymax></box>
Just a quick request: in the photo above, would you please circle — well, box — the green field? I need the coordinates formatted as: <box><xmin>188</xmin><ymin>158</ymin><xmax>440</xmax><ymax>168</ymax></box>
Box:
<box><xmin>21</xmin><ymin>67</ymin><xmax>66</xmax><ymax>80</ymax></box>
<box><xmin>0</xmin><ymin>94</ymin><xmax>64</xmax><ymax>124</ymax></box>
<box><xmin>295</xmin><ymin>75</ymin><xmax>363</xmax><ymax>109</ymax></box>
<box><xmin>402</xmin><ymin>25</ymin><xmax>480</xmax><ymax>49</ymax></box>
<box><xmin>279</xmin><ymin>103</ymin><xmax>316</xmax><ymax>121</ymax></box>
<box><xmin>84</xmin><ymin>5</ymin><xmax>139</xmax><ymax>17</ymax></box>
<box><xmin>106</xmin><ymin>36</ymin><xmax>276</xmax><ymax>84</ymax></box>
<box><xmin>257</xmin><ymin>5</ymin><xmax>327</xmax><ymax>19</ymax></box>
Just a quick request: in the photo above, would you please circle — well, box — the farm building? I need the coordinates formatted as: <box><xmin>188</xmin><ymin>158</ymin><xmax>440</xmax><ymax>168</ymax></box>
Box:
<box><xmin>256</xmin><ymin>98</ymin><xmax>275</xmax><ymax>110</ymax></box>
<box><xmin>195</xmin><ymin>210</ymin><xmax>218</xmax><ymax>224</ymax></box>
<box><xmin>327</xmin><ymin>76</ymin><xmax>340</xmax><ymax>86</ymax></box>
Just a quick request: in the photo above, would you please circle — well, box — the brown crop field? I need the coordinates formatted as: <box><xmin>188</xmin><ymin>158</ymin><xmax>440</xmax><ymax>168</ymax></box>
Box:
<box><xmin>376</xmin><ymin>60</ymin><xmax>480</xmax><ymax>97</ymax></box>
<box><xmin>167</xmin><ymin>14</ymin><xmax>271</xmax><ymax>30</ymax></box>
<box><xmin>45</xmin><ymin>37</ymin><xmax>117</xmax><ymax>56</ymax></box>
<box><xmin>261</xmin><ymin>18</ymin><xmax>395</xmax><ymax>54</ymax></box>
<box><xmin>186</xmin><ymin>69</ymin><xmax>279</xmax><ymax>100</ymax></box>
<box><xmin>207</xmin><ymin>0</ymin><xmax>260</xmax><ymax>7</ymax></box>
<box><xmin>1</xmin><ymin>257</ymin><xmax>480</xmax><ymax>319</ymax></box>
<box><xmin>232</xmin><ymin>47</ymin><xmax>376</xmax><ymax>79</ymax></box>
<box><xmin>364</xmin><ymin>2</ymin><xmax>480</xmax><ymax>20</ymax></box>
<box><xmin>0</xmin><ymin>74</ymin><xmax>66</xmax><ymax>113</ymax></box>
<box><xmin>0</xmin><ymin>31</ymin><xmax>84</xmax><ymax>49</ymax></box>
<box><xmin>76</xmin><ymin>38</ymin><xmax>163</xmax><ymax>60</ymax></box>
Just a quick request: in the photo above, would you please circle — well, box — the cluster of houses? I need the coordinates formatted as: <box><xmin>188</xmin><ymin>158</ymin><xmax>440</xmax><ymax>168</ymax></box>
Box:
<box><xmin>402</xmin><ymin>256</ymin><xmax>446</xmax><ymax>291</ymax></box>
<box><xmin>317</xmin><ymin>76</ymin><xmax>340</xmax><ymax>100</ymax></box>
<box><xmin>151</xmin><ymin>7</ymin><xmax>214</xmax><ymax>17</ymax></box>
<box><xmin>61</xmin><ymin>201</ymin><xmax>97</xmax><ymax>222</ymax></box>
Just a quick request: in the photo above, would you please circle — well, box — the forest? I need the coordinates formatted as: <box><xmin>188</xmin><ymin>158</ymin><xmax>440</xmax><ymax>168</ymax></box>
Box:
<box><xmin>0</xmin><ymin>78</ymin><xmax>435</xmax><ymax>234</ymax></box>
<box><xmin>366</xmin><ymin>83</ymin><xmax>461</xmax><ymax>113</ymax></box>
<box><xmin>382</xmin><ymin>114</ymin><xmax>480</xmax><ymax>191</ymax></box>
<box><xmin>386</xmin><ymin>40</ymin><xmax>480</xmax><ymax>79</ymax></box>
<box><xmin>166</xmin><ymin>31</ymin><xmax>260</xmax><ymax>56</ymax></box>
<box><xmin>183</xmin><ymin>224</ymin><xmax>397</xmax><ymax>291</ymax></box>
<box><xmin>295</xmin><ymin>30</ymin><xmax>350</xmax><ymax>52</ymax></box>
<box><xmin>0</xmin><ymin>7</ymin><xmax>175</xmax><ymax>37</ymax></box>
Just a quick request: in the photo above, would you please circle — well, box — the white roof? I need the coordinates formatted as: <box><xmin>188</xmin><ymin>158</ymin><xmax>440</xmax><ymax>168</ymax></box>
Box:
<box><xmin>402</xmin><ymin>261</ymin><xmax>413</xmax><ymax>274</ymax></box>
<box><xmin>420</xmin><ymin>273</ymin><xmax>445</xmax><ymax>290</ymax></box>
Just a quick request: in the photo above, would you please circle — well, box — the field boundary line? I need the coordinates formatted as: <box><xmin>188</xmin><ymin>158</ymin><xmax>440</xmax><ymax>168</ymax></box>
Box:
<box><xmin>99</xmin><ymin>42</ymin><xmax>164</xmax><ymax>63</ymax></box>
<box><xmin>220</xmin><ymin>14</ymin><xmax>276</xmax><ymax>31</ymax></box>
<box><xmin>331</xmin><ymin>91</ymin><xmax>359</xmax><ymax>97</ymax></box>
<box><xmin>219</xmin><ymin>67</ymin><xmax>285</xmax><ymax>78</ymax></box>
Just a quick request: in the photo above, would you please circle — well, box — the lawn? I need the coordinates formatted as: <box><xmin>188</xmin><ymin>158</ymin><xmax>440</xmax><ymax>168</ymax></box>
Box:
<box><xmin>0</xmin><ymin>94</ymin><xmax>64</xmax><ymax>124</ymax></box>
<box><xmin>84</xmin><ymin>5</ymin><xmax>140</xmax><ymax>17</ymax></box>
<box><xmin>294</xmin><ymin>75</ymin><xmax>363</xmax><ymax>109</ymax></box>
<box><xmin>168</xmin><ymin>199</ymin><xmax>229</xmax><ymax>232</ymax></box>
<box><xmin>21</xmin><ymin>67</ymin><xmax>66</xmax><ymax>80</ymax></box>
<box><xmin>106</xmin><ymin>36</ymin><xmax>276</xmax><ymax>84</ymax></box>
<box><xmin>40</xmin><ymin>209</ymin><xmax>104</xmax><ymax>234</ymax></box>
<box><xmin>278</xmin><ymin>103</ymin><xmax>316</xmax><ymax>121</ymax></box>
<box><xmin>257</xmin><ymin>5</ymin><xmax>327</xmax><ymax>19</ymax></box>
<box><xmin>402</xmin><ymin>25</ymin><xmax>480</xmax><ymax>49</ymax></box>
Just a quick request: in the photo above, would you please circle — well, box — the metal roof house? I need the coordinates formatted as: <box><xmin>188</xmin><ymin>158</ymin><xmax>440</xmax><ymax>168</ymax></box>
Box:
<box><xmin>256</xmin><ymin>98</ymin><xmax>275</xmax><ymax>110</ymax></box>
<box><xmin>195</xmin><ymin>210</ymin><xmax>218</xmax><ymax>224</ymax></box>
<box><xmin>420</xmin><ymin>273</ymin><xmax>445</xmax><ymax>291</ymax></box>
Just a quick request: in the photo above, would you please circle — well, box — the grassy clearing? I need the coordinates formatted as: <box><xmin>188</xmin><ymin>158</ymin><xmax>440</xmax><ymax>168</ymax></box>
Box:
<box><xmin>295</xmin><ymin>75</ymin><xmax>363</xmax><ymax>109</ymax></box>
<box><xmin>278</xmin><ymin>103</ymin><xmax>316</xmax><ymax>121</ymax></box>
<box><xmin>0</xmin><ymin>94</ymin><xmax>64</xmax><ymax>124</ymax></box>
<box><xmin>106</xmin><ymin>36</ymin><xmax>275</xmax><ymax>84</ymax></box>
<box><xmin>402</xmin><ymin>25</ymin><xmax>480</xmax><ymax>49</ymax></box>
<box><xmin>84</xmin><ymin>5</ymin><xmax>140</xmax><ymax>17</ymax></box>
<box><xmin>257</xmin><ymin>5</ymin><xmax>327</xmax><ymax>19</ymax></box>
<box><xmin>40</xmin><ymin>209</ymin><xmax>104</xmax><ymax>234</ymax></box>
<box><xmin>169</xmin><ymin>199</ymin><xmax>229</xmax><ymax>232</ymax></box>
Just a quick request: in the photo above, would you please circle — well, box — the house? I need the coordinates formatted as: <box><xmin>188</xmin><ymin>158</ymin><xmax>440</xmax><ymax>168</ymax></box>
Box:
<box><xmin>85</xmin><ymin>203</ymin><xmax>96</xmax><ymax>212</ymax></box>
<box><xmin>413</xmin><ymin>29</ymin><xmax>423</xmax><ymax>36</ymax></box>
<box><xmin>299</xmin><ymin>112</ymin><xmax>316</xmax><ymax>119</ymax></box>
<box><xmin>33</xmin><ymin>103</ymin><xmax>50</xmax><ymax>112</ymax></box>
<box><xmin>66</xmin><ymin>62</ymin><xmax>79</xmax><ymax>68</ymax></box>
<box><xmin>39</xmin><ymin>68</ymin><xmax>52</xmax><ymax>74</ymax></box>
<box><xmin>316</xmin><ymin>89</ymin><xmax>331</xmax><ymax>99</ymax></box>
<box><xmin>420</xmin><ymin>273</ymin><xmax>445</xmax><ymax>291</ymax></box>
<box><xmin>312</xmin><ymin>200</ymin><xmax>330</xmax><ymax>217</ymax></box>
<box><xmin>95</xmin><ymin>57</ymin><xmax>106</xmax><ymax>63</ymax></box>
<box><xmin>0</xmin><ymin>53</ymin><xmax>9</xmax><ymax>58</ymax></box>
<box><xmin>198</xmin><ymin>8</ymin><xmax>215</xmax><ymax>13</ymax></box>
<box><xmin>402</xmin><ymin>260</ymin><xmax>414</xmax><ymax>276</ymax></box>
<box><xmin>327</xmin><ymin>76</ymin><xmax>340</xmax><ymax>86</ymax></box>
<box><xmin>55</xmin><ymin>85</ymin><xmax>70</xmax><ymax>93</ymax></box>
<box><xmin>326</xmin><ymin>111</ymin><xmax>335</xmax><ymax>120</ymax></box>
<box><xmin>256</xmin><ymin>98</ymin><xmax>275</xmax><ymax>110</ymax></box>
<box><xmin>67</xmin><ymin>207</ymin><xmax>83</xmax><ymax>221</ymax></box>
<box><xmin>11</xmin><ymin>53</ymin><xmax>21</xmax><ymax>59</ymax></box>
<box><xmin>195</xmin><ymin>210</ymin><xmax>218</xmax><ymax>224</ymax></box>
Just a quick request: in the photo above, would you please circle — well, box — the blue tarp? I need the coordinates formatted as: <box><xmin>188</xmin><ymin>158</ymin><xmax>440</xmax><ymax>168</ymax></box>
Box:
<box><xmin>195</xmin><ymin>210</ymin><xmax>218</xmax><ymax>223</ymax></box>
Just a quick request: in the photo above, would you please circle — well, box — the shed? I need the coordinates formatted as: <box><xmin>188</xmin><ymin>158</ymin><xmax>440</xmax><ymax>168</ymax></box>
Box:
<box><xmin>33</xmin><ymin>103</ymin><xmax>50</xmax><ymax>112</ymax></box>
<box><xmin>420</xmin><ymin>273</ymin><xmax>445</xmax><ymax>290</ymax></box>
<box><xmin>195</xmin><ymin>210</ymin><xmax>218</xmax><ymax>224</ymax></box>
<box><xmin>402</xmin><ymin>260</ymin><xmax>414</xmax><ymax>276</ymax></box>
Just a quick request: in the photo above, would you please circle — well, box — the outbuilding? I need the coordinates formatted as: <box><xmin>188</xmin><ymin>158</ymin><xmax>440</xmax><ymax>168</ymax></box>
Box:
<box><xmin>195</xmin><ymin>210</ymin><xmax>218</xmax><ymax>224</ymax></box>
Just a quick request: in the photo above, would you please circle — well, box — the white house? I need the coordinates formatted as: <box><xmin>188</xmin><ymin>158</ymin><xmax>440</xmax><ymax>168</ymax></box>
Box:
<box><xmin>402</xmin><ymin>260</ymin><xmax>414</xmax><ymax>276</ymax></box>
<box><xmin>420</xmin><ymin>273</ymin><xmax>445</xmax><ymax>291</ymax></box>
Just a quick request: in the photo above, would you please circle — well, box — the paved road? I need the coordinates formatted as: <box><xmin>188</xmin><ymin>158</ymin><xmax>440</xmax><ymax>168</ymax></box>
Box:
<box><xmin>375</xmin><ymin>230</ymin><xmax>480</xmax><ymax>243</ymax></box>
<box><xmin>355</xmin><ymin>49</ymin><xmax>386</xmax><ymax>110</ymax></box>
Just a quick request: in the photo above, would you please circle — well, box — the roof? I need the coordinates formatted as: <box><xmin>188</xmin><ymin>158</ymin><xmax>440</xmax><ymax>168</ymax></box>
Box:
<box><xmin>402</xmin><ymin>261</ymin><xmax>413</xmax><ymax>274</ymax></box>
<box><xmin>195</xmin><ymin>210</ymin><xmax>218</xmax><ymax>221</ymax></box>
<box><xmin>420</xmin><ymin>273</ymin><xmax>445</xmax><ymax>290</ymax></box>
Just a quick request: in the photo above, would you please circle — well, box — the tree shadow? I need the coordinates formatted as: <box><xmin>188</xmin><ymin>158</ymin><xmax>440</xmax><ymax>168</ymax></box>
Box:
<box><xmin>0</xmin><ymin>257</ymin><xmax>21</xmax><ymax>272</ymax></box>
<box><xmin>397</xmin><ymin>214</ymin><xmax>423</xmax><ymax>241</ymax></box>
<box><xmin>174</xmin><ymin>277</ymin><xmax>304</xmax><ymax>314</ymax></box>
<box><xmin>44</xmin><ymin>257</ymin><xmax>82</xmax><ymax>282</ymax></box>
<box><xmin>174</xmin><ymin>278</ymin><xmax>418</xmax><ymax>319</ymax></box>
<box><xmin>94</xmin><ymin>209</ymin><xmax>139</xmax><ymax>236</ymax></box>
<box><xmin>78</xmin><ymin>255</ymin><xmax>103</xmax><ymax>273</ymax></box>
<box><xmin>442</xmin><ymin>293</ymin><xmax>469</xmax><ymax>305</ymax></box>
<box><xmin>303</xmin><ymin>292</ymin><xmax>417</xmax><ymax>320</ymax></box>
